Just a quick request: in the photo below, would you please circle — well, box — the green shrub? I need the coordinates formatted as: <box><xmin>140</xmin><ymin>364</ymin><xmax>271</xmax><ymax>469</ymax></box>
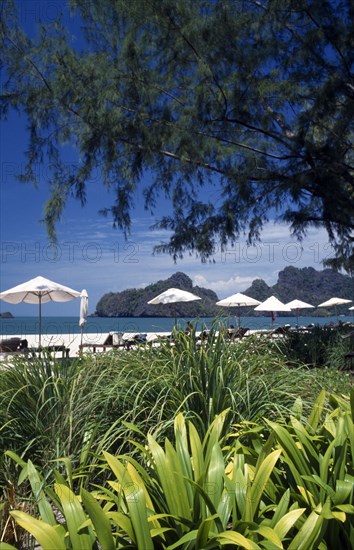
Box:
<box><xmin>3</xmin><ymin>390</ymin><xmax>354</xmax><ymax>549</ymax></box>
<box><xmin>0</xmin><ymin>330</ymin><xmax>351</xmax><ymax>498</ymax></box>
<box><xmin>285</xmin><ymin>325</ymin><xmax>353</xmax><ymax>368</ymax></box>
<box><xmin>0</xmin><ymin>355</ymin><xmax>82</xmax><ymax>462</ymax></box>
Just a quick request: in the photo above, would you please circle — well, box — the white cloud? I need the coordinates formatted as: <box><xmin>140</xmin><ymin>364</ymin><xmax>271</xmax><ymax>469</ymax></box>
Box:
<box><xmin>1</xmin><ymin>216</ymin><xmax>337</xmax><ymax>315</ymax></box>
<box><xmin>193</xmin><ymin>274</ymin><xmax>256</xmax><ymax>296</ymax></box>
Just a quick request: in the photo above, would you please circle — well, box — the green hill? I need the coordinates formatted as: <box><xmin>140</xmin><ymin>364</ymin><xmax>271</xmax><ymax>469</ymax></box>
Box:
<box><xmin>94</xmin><ymin>267</ymin><xmax>354</xmax><ymax>317</ymax></box>
<box><xmin>244</xmin><ymin>266</ymin><xmax>354</xmax><ymax>316</ymax></box>
<box><xmin>95</xmin><ymin>272</ymin><xmax>219</xmax><ymax>318</ymax></box>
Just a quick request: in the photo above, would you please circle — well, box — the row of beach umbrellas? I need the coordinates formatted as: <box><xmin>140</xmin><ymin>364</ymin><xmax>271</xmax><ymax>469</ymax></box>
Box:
<box><xmin>0</xmin><ymin>278</ymin><xmax>352</xmax><ymax>345</ymax></box>
<box><xmin>147</xmin><ymin>288</ymin><xmax>353</xmax><ymax>327</ymax></box>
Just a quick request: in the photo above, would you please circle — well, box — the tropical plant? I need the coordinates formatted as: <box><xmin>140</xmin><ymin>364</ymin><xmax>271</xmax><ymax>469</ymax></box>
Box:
<box><xmin>3</xmin><ymin>390</ymin><xmax>354</xmax><ymax>549</ymax></box>
<box><xmin>0</xmin><ymin>329</ymin><xmax>350</xmax><ymax>483</ymax></box>
<box><xmin>0</xmin><ymin>354</ymin><xmax>81</xmax><ymax>462</ymax></box>
<box><xmin>148</xmin><ymin>330</ymin><xmax>315</xmax><ymax>432</ymax></box>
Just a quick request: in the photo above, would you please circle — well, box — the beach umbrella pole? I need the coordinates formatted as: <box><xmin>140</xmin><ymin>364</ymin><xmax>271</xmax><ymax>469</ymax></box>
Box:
<box><xmin>39</xmin><ymin>295</ymin><xmax>42</xmax><ymax>348</ymax></box>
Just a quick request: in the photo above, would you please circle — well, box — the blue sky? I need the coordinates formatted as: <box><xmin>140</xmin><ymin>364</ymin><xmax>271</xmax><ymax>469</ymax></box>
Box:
<box><xmin>0</xmin><ymin>0</ymin><xmax>335</xmax><ymax>316</ymax></box>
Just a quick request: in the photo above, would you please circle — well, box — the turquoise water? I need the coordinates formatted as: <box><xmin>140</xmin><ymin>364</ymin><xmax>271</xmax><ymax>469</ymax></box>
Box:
<box><xmin>1</xmin><ymin>315</ymin><xmax>352</xmax><ymax>337</ymax></box>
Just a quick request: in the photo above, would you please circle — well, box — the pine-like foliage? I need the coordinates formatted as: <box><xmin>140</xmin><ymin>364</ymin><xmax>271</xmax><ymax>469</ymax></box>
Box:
<box><xmin>1</xmin><ymin>0</ymin><xmax>353</xmax><ymax>264</ymax></box>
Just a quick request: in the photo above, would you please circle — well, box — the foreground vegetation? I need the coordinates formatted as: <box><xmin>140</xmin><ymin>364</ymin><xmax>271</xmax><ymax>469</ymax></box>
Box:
<box><xmin>2</xmin><ymin>391</ymin><xmax>354</xmax><ymax>549</ymax></box>
<box><xmin>0</xmin><ymin>328</ymin><xmax>353</xmax><ymax>548</ymax></box>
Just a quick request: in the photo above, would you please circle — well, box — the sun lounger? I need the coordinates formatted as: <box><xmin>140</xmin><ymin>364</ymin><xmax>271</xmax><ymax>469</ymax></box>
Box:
<box><xmin>226</xmin><ymin>327</ymin><xmax>249</xmax><ymax>340</ymax></box>
<box><xmin>80</xmin><ymin>332</ymin><xmax>148</xmax><ymax>353</ymax></box>
<box><xmin>123</xmin><ymin>333</ymin><xmax>148</xmax><ymax>349</ymax></box>
<box><xmin>271</xmin><ymin>325</ymin><xmax>291</xmax><ymax>335</ymax></box>
<box><xmin>0</xmin><ymin>337</ymin><xmax>28</xmax><ymax>353</ymax></box>
<box><xmin>80</xmin><ymin>332</ymin><xmax>125</xmax><ymax>353</ymax></box>
<box><xmin>29</xmin><ymin>345</ymin><xmax>70</xmax><ymax>358</ymax></box>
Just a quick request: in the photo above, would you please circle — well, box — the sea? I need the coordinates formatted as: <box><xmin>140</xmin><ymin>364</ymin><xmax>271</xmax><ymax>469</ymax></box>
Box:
<box><xmin>1</xmin><ymin>314</ymin><xmax>353</xmax><ymax>338</ymax></box>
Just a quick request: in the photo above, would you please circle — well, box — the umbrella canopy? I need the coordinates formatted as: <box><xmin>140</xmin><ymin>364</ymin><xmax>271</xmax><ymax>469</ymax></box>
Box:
<box><xmin>254</xmin><ymin>296</ymin><xmax>291</xmax><ymax>326</ymax></box>
<box><xmin>318</xmin><ymin>297</ymin><xmax>352</xmax><ymax>307</ymax></box>
<box><xmin>285</xmin><ymin>299</ymin><xmax>314</xmax><ymax>327</ymax></box>
<box><xmin>216</xmin><ymin>292</ymin><xmax>261</xmax><ymax>327</ymax></box>
<box><xmin>0</xmin><ymin>276</ymin><xmax>81</xmax><ymax>346</ymax></box>
<box><xmin>147</xmin><ymin>287</ymin><xmax>201</xmax><ymax>324</ymax></box>
<box><xmin>318</xmin><ymin>297</ymin><xmax>352</xmax><ymax>322</ymax></box>
<box><xmin>285</xmin><ymin>299</ymin><xmax>314</xmax><ymax>310</ymax></box>
<box><xmin>148</xmin><ymin>288</ymin><xmax>201</xmax><ymax>305</ymax></box>
<box><xmin>254</xmin><ymin>296</ymin><xmax>292</xmax><ymax>312</ymax></box>
<box><xmin>216</xmin><ymin>292</ymin><xmax>261</xmax><ymax>307</ymax></box>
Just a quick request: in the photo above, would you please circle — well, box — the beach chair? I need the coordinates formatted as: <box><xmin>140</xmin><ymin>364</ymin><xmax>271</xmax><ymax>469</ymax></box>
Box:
<box><xmin>227</xmin><ymin>327</ymin><xmax>249</xmax><ymax>340</ymax></box>
<box><xmin>80</xmin><ymin>332</ymin><xmax>125</xmax><ymax>353</ymax></box>
<box><xmin>0</xmin><ymin>337</ymin><xmax>28</xmax><ymax>353</ymax></box>
<box><xmin>28</xmin><ymin>344</ymin><xmax>70</xmax><ymax>359</ymax></box>
<box><xmin>123</xmin><ymin>333</ymin><xmax>147</xmax><ymax>349</ymax></box>
<box><xmin>270</xmin><ymin>325</ymin><xmax>291</xmax><ymax>337</ymax></box>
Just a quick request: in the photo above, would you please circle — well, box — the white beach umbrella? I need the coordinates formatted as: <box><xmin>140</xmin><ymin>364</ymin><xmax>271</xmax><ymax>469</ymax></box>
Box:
<box><xmin>318</xmin><ymin>297</ymin><xmax>352</xmax><ymax>322</ymax></box>
<box><xmin>0</xmin><ymin>276</ymin><xmax>81</xmax><ymax>347</ymax></box>
<box><xmin>147</xmin><ymin>287</ymin><xmax>201</xmax><ymax>324</ymax></box>
<box><xmin>216</xmin><ymin>292</ymin><xmax>261</xmax><ymax>327</ymax></box>
<box><xmin>254</xmin><ymin>295</ymin><xmax>292</xmax><ymax>326</ymax></box>
<box><xmin>79</xmin><ymin>289</ymin><xmax>89</xmax><ymax>346</ymax></box>
<box><xmin>318</xmin><ymin>297</ymin><xmax>352</xmax><ymax>307</ymax></box>
<box><xmin>285</xmin><ymin>299</ymin><xmax>314</xmax><ymax>327</ymax></box>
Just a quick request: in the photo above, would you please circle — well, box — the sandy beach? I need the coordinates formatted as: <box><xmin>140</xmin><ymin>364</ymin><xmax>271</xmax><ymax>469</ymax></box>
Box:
<box><xmin>0</xmin><ymin>331</ymin><xmax>175</xmax><ymax>360</ymax></box>
<box><xmin>0</xmin><ymin>327</ymin><xmax>275</xmax><ymax>361</ymax></box>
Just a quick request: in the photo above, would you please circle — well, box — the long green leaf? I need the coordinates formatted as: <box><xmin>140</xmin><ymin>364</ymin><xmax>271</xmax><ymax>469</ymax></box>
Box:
<box><xmin>350</xmin><ymin>388</ymin><xmax>354</xmax><ymax>421</ymax></box>
<box><xmin>148</xmin><ymin>434</ymin><xmax>191</xmax><ymax>520</ymax></box>
<box><xmin>125</xmin><ymin>484</ymin><xmax>154</xmax><ymax>550</ymax></box>
<box><xmin>103</xmin><ymin>451</ymin><xmax>155</xmax><ymax>512</ymax></box>
<box><xmin>307</xmin><ymin>389</ymin><xmax>326</xmax><ymax>432</ymax></box>
<box><xmin>27</xmin><ymin>460</ymin><xmax>56</xmax><ymax>526</ymax></box>
<box><xmin>189</xmin><ymin>421</ymin><xmax>204</xmax><ymax>482</ymax></box>
<box><xmin>108</xmin><ymin>511</ymin><xmax>135</xmax><ymax>542</ymax></box>
<box><xmin>246</xmin><ymin>449</ymin><xmax>282</xmax><ymax>522</ymax></box>
<box><xmin>274</xmin><ymin>508</ymin><xmax>306</xmax><ymax>539</ymax></box>
<box><xmin>288</xmin><ymin>508</ymin><xmax>324</xmax><ymax>550</ymax></box>
<box><xmin>251</xmin><ymin>525</ymin><xmax>282</xmax><ymax>548</ymax></box>
<box><xmin>290</xmin><ymin>417</ymin><xmax>319</xmax><ymax>464</ymax></box>
<box><xmin>81</xmin><ymin>488</ymin><xmax>116</xmax><ymax>550</ymax></box>
<box><xmin>166</xmin><ymin>438</ymin><xmax>193</xmax><ymax>515</ymax></box>
<box><xmin>204</xmin><ymin>410</ymin><xmax>227</xmax><ymax>464</ymax></box>
<box><xmin>270</xmin><ymin>489</ymin><xmax>290</xmax><ymax>527</ymax></box>
<box><xmin>320</xmin><ymin>437</ymin><xmax>341</xmax><ymax>486</ymax></box>
<box><xmin>206</xmin><ymin>441</ymin><xmax>225</xmax><ymax>510</ymax></box>
<box><xmin>344</xmin><ymin>414</ymin><xmax>354</xmax><ymax>467</ymax></box>
<box><xmin>195</xmin><ymin>515</ymin><xmax>219</xmax><ymax>547</ymax></box>
<box><xmin>266</xmin><ymin>420</ymin><xmax>313</xmax><ymax>497</ymax></box>
<box><xmin>166</xmin><ymin>529</ymin><xmax>199</xmax><ymax>549</ymax></box>
<box><xmin>174</xmin><ymin>413</ymin><xmax>193</xmax><ymax>480</ymax></box>
<box><xmin>54</xmin><ymin>483</ymin><xmax>93</xmax><ymax>550</ymax></box>
<box><xmin>216</xmin><ymin>530</ymin><xmax>261</xmax><ymax>549</ymax></box>
<box><xmin>10</xmin><ymin>511</ymin><xmax>66</xmax><ymax>550</ymax></box>
<box><xmin>4</xmin><ymin>450</ymin><xmax>26</xmax><ymax>468</ymax></box>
